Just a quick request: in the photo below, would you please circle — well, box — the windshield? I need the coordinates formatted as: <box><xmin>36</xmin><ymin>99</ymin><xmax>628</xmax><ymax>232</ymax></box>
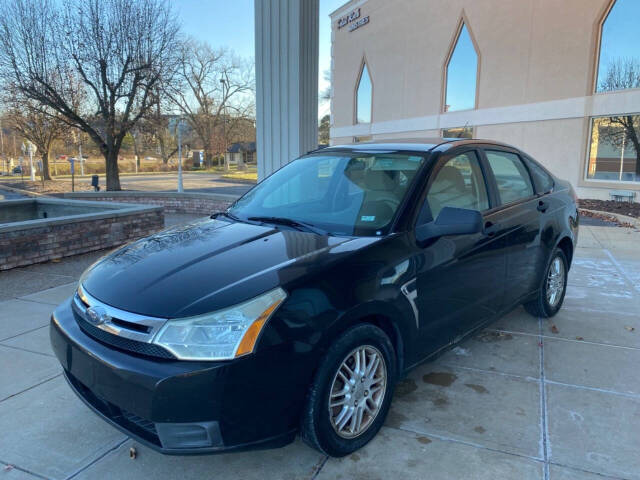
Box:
<box><xmin>228</xmin><ymin>152</ymin><xmax>427</xmax><ymax>236</ymax></box>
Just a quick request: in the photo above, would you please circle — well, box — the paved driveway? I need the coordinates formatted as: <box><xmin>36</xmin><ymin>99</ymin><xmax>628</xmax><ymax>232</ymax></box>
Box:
<box><xmin>1</xmin><ymin>223</ymin><xmax>639</xmax><ymax>479</ymax></box>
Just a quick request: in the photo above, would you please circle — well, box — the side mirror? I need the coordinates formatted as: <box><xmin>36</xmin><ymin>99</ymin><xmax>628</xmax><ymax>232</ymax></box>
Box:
<box><xmin>415</xmin><ymin>207</ymin><xmax>483</xmax><ymax>245</ymax></box>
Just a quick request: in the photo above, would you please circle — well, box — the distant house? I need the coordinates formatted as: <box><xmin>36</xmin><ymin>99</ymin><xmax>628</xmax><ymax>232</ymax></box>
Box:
<box><xmin>225</xmin><ymin>142</ymin><xmax>256</xmax><ymax>166</ymax></box>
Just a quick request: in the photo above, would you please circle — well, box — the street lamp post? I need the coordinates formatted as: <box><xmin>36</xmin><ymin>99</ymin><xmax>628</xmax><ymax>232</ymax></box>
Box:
<box><xmin>177</xmin><ymin>117</ymin><xmax>184</xmax><ymax>193</ymax></box>
<box><xmin>79</xmin><ymin>139</ymin><xmax>84</xmax><ymax>176</ymax></box>
<box><xmin>28</xmin><ymin>141</ymin><xmax>35</xmax><ymax>182</ymax></box>
<box><xmin>220</xmin><ymin>78</ymin><xmax>228</xmax><ymax>172</ymax></box>
<box><xmin>0</xmin><ymin>119</ymin><xmax>4</xmax><ymax>174</ymax></box>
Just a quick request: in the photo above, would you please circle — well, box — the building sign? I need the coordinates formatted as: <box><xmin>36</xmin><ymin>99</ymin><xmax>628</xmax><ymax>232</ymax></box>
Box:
<box><xmin>337</xmin><ymin>8</ymin><xmax>369</xmax><ymax>32</ymax></box>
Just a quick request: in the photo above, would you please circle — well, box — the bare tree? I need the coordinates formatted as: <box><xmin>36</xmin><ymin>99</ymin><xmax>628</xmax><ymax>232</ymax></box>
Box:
<box><xmin>598</xmin><ymin>58</ymin><xmax>640</xmax><ymax>178</ymax></box>
<box><xmin>167</xmin><ymin>40</ymin><xmax>254</xmax><ymax>169</ymax></box>
<box><xmin>147</xmin><ymin>96</ymin><xmax>179</xmax><ymax>165</ymax></box>
<box><xmin>320</xmin><ymin>69</ymin><xmax>331</xmax><ymax>104</ymax></box>
<box><xmin>318</xmin><ymin>114</ymin><xmax>330</xmax><ymax>144</ymax></box>
<box><xmin>0</xmin><ymin>0</ymin><xmax>180</xmax><ymax>190</ymax></box>
<box><xmin>2</xmin><ymin>91</ymin><xmax>65</xmax><ymax>180</ymax></box>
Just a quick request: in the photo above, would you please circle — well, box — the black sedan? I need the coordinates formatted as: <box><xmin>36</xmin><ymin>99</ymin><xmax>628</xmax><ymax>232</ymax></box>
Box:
<box><xmin>50</xmin><ymin>139</ymin><xmax>578</xmax><ymax>457</ymax></box>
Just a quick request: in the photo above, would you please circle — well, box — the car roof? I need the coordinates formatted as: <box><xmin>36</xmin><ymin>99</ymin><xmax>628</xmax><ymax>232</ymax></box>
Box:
<box><xmin>317</xmin><ymin>138</ymin><xmax>518</xmax><ymax>154</ymax></box>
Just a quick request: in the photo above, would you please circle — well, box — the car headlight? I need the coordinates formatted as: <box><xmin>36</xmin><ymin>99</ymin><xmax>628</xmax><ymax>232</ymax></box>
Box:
<box><xmin>152</xmin><ymin>288</ymin><xmax>287</xmax><ymax>361</ymax></box>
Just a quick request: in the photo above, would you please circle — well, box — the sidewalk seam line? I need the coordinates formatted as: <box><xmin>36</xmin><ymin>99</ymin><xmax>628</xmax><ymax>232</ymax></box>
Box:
<box><xmin>64</xmin><ymin>437</ymin><xmax>129</xmax><ymax>480</ymax></box>
<box><xmin>604</xmin><ymin>249</ymin><xmax>640</xmax><ymax>293</ymax></box>
<box><xmin>386</xmin><ymin>425</ymin><xmax>544</xmax><ymax>463</ymax></box>
<box><xmin>539</xmin><ymin>315</ymin><xmax>550</xmax><ymax>480</ymax></box>
<box><xmin>0</xmin><ymin>342</ymin><xmax>56</xmax><ymax>358</ymax></box>
<box><xmin>487</xmin><ymin>327</ymin><xmax>640</xmax><ymax>351</ymax></box>
<box><xmin>0</xmin><ymin>325</ymin><xmax>49</xmax><ymax>343</ymax></box>
<box><xmin>310</xmin><ymin>456</ymin><xmax>329</xmax><ymax>480</ymax></box>
<box><xmin>439</xmin><ymin>361</ymin><xmax>640</xmax><ymax>399</ymax></box>
<box><xmin>0</xmin><ymin>373</ymin><xmax>62</xmax><ymax>403</ymax></box>
<box><xmin>0</xmin><ymin>459</ymin><xmax>50</xmax><ymax>480</ymax></box>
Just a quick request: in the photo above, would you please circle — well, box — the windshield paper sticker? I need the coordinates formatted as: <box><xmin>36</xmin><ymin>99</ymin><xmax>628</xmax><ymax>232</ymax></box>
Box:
<box><xmin>360</xmin><ymin>215</ymin><xmax>375</xmax><ymax>222</ymax></box>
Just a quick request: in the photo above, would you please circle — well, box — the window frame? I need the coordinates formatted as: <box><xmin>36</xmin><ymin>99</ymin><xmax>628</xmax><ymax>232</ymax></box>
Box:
<box><xmin>441</xmin><ymin>126</ymin><xmax>475</xmax><ymax>139</ymax></box>
<box><xmin>354</xmin><ymin>57</ymin><xmax>373</xmax><ymax>125</ymax></box>
<box><xmin>441</xmin><ymin>13</ymin><xmax>481</xmax><ymax>113</ymax></box>
<box><xmin>522</xmin><ymin>154</ymin><xmax>555</xmax><ymax>195</ymax></box>
<box><xmin>413</xmin><ymin>147</ymin><xmax>494</xmax><ymax>228</ymax></box>
<box><xmin>591</xmin><ymin>0</ymin><xmax>640</xmax><ymax>95</ymax></box>
<box><xmin>479</xmin><ymin>147</ymin><xmax>538</xmax><ymax>210</ymax></box>
<box><xmin>583</xmin><ymin>114</ymin><xmax>640</xmax><ymax>185</ymax></box>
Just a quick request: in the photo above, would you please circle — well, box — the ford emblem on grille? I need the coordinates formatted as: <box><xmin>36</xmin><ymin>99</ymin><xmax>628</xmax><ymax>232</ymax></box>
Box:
<box><xmin>86</xmin><ymin>306</ymin><xmax>110</xmax><ymax>326</ymax></box>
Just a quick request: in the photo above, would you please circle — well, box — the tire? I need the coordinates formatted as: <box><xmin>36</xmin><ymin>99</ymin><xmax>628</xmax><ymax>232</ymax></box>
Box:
<box><xmin>524</xmin><ymin>248</ymin><xmax>568</xmax><ymax>318</ymax></box>
<box><xmin>300</xmin><ymin>324</ymin><xmax>396</xmax><ymax>457</ymax></box>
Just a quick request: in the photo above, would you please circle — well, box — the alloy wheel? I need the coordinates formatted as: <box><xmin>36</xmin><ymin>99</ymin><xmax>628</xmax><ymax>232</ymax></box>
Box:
<box><xmin>328</xmin><ymin>345</ymin><xmax>387</xmax><ymax>439</ymax></box>
<box><xmin>546</xmin><ymin>256</ymin><xmax>565</xmax><ymax>308</ymax></box>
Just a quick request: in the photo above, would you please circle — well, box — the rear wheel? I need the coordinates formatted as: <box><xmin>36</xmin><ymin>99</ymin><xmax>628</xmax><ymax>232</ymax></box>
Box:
<box><xmin>524</xmin><ymin>248</ymin><xmax>568</xmax><ymax>318</ymax></box>
<box><xmin>301</xmin><ymin>324</ymin><xmax>396</xmax><ymax>457</ymax></box>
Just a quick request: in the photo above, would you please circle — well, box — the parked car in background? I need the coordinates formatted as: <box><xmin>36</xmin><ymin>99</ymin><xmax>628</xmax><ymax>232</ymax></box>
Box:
<box><xmin>12</xmin><ymin>166</ymin><xmax>23</xmax><ymax>175</ymax></box>
<box><xmin>50</xmin><ymin>139</ymin><xmax>578</xmax><ymax>457</ymax></box>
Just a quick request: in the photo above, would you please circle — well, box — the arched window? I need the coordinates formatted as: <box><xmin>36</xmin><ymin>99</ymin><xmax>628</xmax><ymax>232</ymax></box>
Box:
<box><xmin>356</xmin><ymin>61</ymin><xmax>372</xmax><ymax>124</ymax></box>
<box><xmin>596</xmin><ymin>0</ymin><xmax>640</xmax><ymax>93</ymax></box>
<box><xmin>444</xmin><ymin>21</ymin><xmax>478</xmax><ymax>112</ymax></box>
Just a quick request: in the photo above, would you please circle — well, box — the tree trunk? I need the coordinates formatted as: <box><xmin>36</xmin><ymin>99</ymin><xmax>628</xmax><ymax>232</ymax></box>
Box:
<box><xmin>105</xmin><ymin>149</ymin><xmax>121</xmax><ymax>191</ymax></box>
<box><xmin>158</xmin><ymin>136</ymin><xmax>169</xmax><ymax>165</ymax></box>
<box><xmin>204</xmin><ymin>149</ymin><xmax>213</xmax><ymax>169</ymax></box>
<box><xmin>132</xmin><ymin>136</ymin><xmax>140</xmax><ymax>173</ymax></box>
<box><xmin>41</xmin><ymin>151</ymin><xmax>52</xmax><ymax>181</ymax></box>
<box><xmin>623</xmin><ymin>120</ymin><xmax>640</xmax><ymax>178</ymax></box>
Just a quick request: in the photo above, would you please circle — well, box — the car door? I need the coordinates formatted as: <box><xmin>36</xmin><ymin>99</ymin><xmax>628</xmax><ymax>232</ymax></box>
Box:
<box><xmin>480</xmin><ymin>148</ymin><xmax>546</xmax><ymax>307</ymax></box>
<box><xmin>412</xmin><ymin>149</ymin><xmax>507</xmax><ymax>352</ymax></box>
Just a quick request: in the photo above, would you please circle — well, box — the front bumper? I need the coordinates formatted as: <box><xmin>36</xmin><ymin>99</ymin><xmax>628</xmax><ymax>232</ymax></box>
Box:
<box><xmin>50</xmin><ymin>298</ymin><xmax>301</xmax><ymax>454</ymax></box>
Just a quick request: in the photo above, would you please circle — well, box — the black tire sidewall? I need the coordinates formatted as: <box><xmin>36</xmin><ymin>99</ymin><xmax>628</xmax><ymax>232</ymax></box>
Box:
<box><xmin>306</xmin><ymin>324</ymin><xmax>396</xmax><ymax>457</ymax></box>
<box><xmin>541</xmin><ymin>249</ymin><xmax>568</xmax><ymax>317</ymax></box>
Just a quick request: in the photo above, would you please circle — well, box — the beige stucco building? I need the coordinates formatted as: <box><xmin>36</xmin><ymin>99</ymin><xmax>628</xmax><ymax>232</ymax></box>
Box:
<box><xmin>329</xmin><ymin>0</ymin><xmax>640</xmax><ymax>200</ymax></box>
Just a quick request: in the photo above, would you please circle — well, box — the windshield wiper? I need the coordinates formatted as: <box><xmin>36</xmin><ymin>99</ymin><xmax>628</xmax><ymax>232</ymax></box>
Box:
<box><xmin>247</xmin><ymin>216</ymin><xmax>328</xmax><ymax>236</ymax></box>
<box><xmin>211</xmin><ymin>211</ymin><xmax>242</xmax><ymax>222</ymax></box>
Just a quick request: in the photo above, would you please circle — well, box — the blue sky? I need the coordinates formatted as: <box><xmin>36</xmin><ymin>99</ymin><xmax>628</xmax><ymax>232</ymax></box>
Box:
<box><xmin>445</xmin><ymin>24</ymin><xmax>477</xmax><ymax>112</ymax></box>
<box><xmin>597</xmin><ymin>0</ymin><xmax>640</xmax><ymax>90</ymax></box>
<box><xmin>174</xmin><ymin>0</ymin><xmax>346</xmax><ymax>117</ymax></box>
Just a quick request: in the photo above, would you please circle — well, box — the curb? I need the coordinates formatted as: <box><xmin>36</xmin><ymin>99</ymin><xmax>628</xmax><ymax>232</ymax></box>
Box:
<box><xmin>580</xmin><ymin>208</ymin><xmax>640</xmax><ymax>229</ymax></box>
<box><xmin>0</xmin><ymin>183</ymin><xmax>44</xmax><ymax>198</ymax></box>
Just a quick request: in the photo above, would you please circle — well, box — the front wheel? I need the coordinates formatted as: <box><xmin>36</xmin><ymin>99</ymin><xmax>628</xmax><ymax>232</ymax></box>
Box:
<box><xmin>300</xmin><ymin>324</ymin><xmax>396</xmax><ymax>457</ymax></box>
<box><xmin>524</xmin><ymin>248</ymin><xmax>568</xmax><ymax>318</ymax></box>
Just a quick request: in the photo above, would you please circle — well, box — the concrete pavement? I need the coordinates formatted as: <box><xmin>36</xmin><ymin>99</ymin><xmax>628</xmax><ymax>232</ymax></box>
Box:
<box><xmin>1</xmin><ymin>222</ymin><xmax>639</xmax><ymax>479</ymax></box>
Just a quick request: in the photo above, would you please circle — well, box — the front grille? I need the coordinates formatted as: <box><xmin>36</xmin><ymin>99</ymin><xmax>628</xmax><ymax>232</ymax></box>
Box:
<box><xmin>65</xmin><ymin>371</ymin><xmax>161</xmax><ymax>446</ymax></box>
<box><xmin>75</xmin><ymin>312</ymin><xmax>177</xmax><ymax>360</ymax></box>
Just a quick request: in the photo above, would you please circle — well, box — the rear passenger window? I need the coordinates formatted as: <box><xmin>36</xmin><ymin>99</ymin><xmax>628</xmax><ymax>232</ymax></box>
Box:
<box><xmin>526</xmin><ymin>158</ymin><xmax>554</xmax><ymax>194</ymax></box>
<box><xmin>485</xmin><ymin>151</ymin><xmax>534</xmax><ymax>205</ymax></box>
<box><xmin>422</xmin><ymin>151</ymin><xmax>489</xmax><ymax>221</ymax></box>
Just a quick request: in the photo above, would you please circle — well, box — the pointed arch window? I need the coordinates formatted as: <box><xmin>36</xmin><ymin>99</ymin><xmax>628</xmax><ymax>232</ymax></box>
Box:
<box><xmin>356</xmin><ymin>61</ymin><xmax>372</xmax><ymax>124</ymax></box>
<box><xmin>444</xmin><ymin>21</ymin><xmax>478</xmax><ymax>112</ymax></box>
<box><xmin>596</xmin><ymin>0</ymin><xmax>640</xmax><ymax>93</ymax></box>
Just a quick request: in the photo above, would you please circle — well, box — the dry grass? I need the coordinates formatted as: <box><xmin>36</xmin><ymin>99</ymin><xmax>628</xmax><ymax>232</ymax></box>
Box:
<box><xmin>0</xmin><ymin>179</ymin><xmax>93</xmax><ymax>194</ymax></box>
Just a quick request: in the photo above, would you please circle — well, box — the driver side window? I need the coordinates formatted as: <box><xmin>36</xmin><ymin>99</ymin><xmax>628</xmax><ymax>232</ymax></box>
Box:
<box><xmin>420</xmin><ymin>151</ymin><xmax>489</xmax><ymax>223</ymax></box>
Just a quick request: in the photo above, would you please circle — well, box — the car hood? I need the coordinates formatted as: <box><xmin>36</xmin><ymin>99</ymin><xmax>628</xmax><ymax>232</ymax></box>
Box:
<box><xmin>81</xmin><ymin>218</ymin><xmax>379</xmax><ymax>318</ymax></box>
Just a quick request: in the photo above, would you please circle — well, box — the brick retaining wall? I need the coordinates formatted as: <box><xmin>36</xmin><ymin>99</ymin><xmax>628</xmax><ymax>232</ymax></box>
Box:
<box><xmin>0</xmin><ymin>209</ymin><xmax>163</xmax><ymax>271</ymax></box>
<box><xmin>60</xmin><ymin>192</ymin><xmax>236</xmax><ymax>214</ymax></box>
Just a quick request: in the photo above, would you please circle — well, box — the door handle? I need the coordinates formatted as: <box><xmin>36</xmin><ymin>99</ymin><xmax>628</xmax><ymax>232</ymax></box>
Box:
<box><xmin>537</xmin><ymin>200</ymin><xmax>549</xmax><ymax>213</ymax></box>
<box><xmin>484</xmin><ymin>221</ymin><xmax>500</xmax><ymax>237</ymax></box>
